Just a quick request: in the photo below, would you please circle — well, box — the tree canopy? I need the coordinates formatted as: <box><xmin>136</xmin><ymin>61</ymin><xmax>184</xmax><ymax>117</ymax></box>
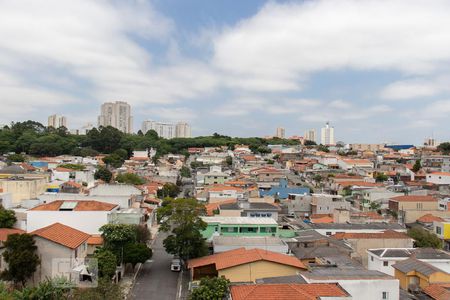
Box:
<box><xmin>189</xmin><ymin>276</ymin><xmax>230</xmax><ymax>300</ymax></box>
<box><xmin>123</xmin><ymin>243</ymin><xmax>152</xmax><ymax>268</ymax></box>
<box><xmin>1</xmin><ymin>233</ymin><xmax>40</xmax><ymax>286</ymax></box>
<box><xmin>408</xmin><ymin>227</ymin><xmax>442</xmax><ymax>248</ymax></box>
<box><xmin>0</xmin><ymin>205</ymin><xmax>17</xmax><ymax>228</ymax></box>
<box><xmin>158</xmin><ymin>198</ymin><xmax>208</xmax><ymax>261</ymax></box>
<box><xmin>115</xmin><ymin>173</ymin><xmax>145</xmax><ymax>185</ymax></box>
<box><xmin>94</xmin><ymin>248</ymin><xmax>117</xmax><ymax>279</ymax></box>
<box><xmin>94</xmin><ymin>166</ymin><xmax>113</xmax><ymax>183</ymax></box>
<box><xmin>157</xmin><ymin>183</ymin><xmax>180</xmax><ymax>198</ymax></box>
<box><xmin>0</xmin><ymin>120</ymin><xmax>301</xmax><ymax>158</ymax></box>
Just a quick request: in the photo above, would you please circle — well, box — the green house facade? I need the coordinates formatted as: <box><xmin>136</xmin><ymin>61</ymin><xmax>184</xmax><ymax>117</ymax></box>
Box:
<box><xmin>201</xmin><ymin>216</ymin><xmax>279</xmax><ymax>240</ymax></box>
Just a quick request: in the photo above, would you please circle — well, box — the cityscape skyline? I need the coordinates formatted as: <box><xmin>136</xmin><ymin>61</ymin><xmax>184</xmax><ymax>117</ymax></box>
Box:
<box><xmin>1</xmin><ymin>0</ymin><xmax>450</xmax><ymax>144</ymax></box>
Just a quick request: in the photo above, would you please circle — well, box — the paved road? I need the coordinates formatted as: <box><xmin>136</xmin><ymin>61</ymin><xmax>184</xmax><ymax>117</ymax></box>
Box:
<box><xmin>130</xmin><ymin>232</ymin><xmax>179</xmax><ymax>300</ymax></box>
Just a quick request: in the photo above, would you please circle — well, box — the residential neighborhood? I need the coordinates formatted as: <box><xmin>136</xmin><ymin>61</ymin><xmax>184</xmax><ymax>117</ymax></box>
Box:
<box><xmin>1</xmin><ymin>1</ymin><xmax>450</xmax><ymax>299</ymax></box>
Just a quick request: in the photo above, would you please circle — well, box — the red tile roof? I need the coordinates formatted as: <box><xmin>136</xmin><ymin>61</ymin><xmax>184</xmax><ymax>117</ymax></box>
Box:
<box><xmin>417</xmin><ymin>214</ymin><xmax>444</xmax><ymax>223</ymax></box>
<box><xmin>430</xmin><ymin>172</ymin><xmax>450</xmax><ymax>176</ymax></box>
<box><xmin>87</xmin><ymin>234</ymin><xmax>103</xmax><ymax>245</ymax></box>
<box><xmin>31</xmin><ymin>223</ymin><xmax>90</xmax><ymax>249</ymax></box>
<box><xmin>55</xmin><ymin>167</ymin><xmax>75</xmax><ymax>172</ymax></box>
<box><xmin>332</xmin><ymin>230</ymin><xmax>410</xmax><ymax>240</ymax></box>
<box><xmin>337</xmin><ymin>181</ymin><xmax>382</xmax><ymax>187</ymax></box>
<box><xmin>0</xmin><ymin>228</ymin><xmax>25</xmax><ymax>242</ymax></box>
<box><xmin>423</xmin><ymin>284</ymin><xmax>450</xmax><ymax>300</ymax></box>
<box><xmin>205</xmin><ymin>199</ymin><xmax>237</xmax><ymax>216</ymax></box>
<box><xmin>230</xmin><ymin>283</ymin><xmax>349</xmax><ymax>300</ymax></box>
<box><xmin>188</xmin><ymin>248</ymin><xmax>306</xmax><ymax>271</ymax></box>
<box><xmin>390</xmin><ymin>195</ymin><xmax>437</xmax><ymax>202</ymax></box>
<box><xmin>30</xmin><ymin>200</ymin><xmax>117</xmax><ymax>211</ymax></box>
<box><xmin>63</xmin><ymin>181</ymin><xmax>82</xmax><ymax>188</ymax></box>
<box><xmin>208</xmin><ymin>185</ymin><xmax>244</xmax><ymax>192</ymax></box>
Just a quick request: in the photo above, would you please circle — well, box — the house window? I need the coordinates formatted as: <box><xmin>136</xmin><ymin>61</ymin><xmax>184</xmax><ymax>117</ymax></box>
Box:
<box><xmin>382</xmin><ymin>291</ymin><xmax>389</xmax><ymax>299</ymax></box>
<box><xmin>215</xmin><ymin>226</ymin><xmax>218</xmax><ymax>232</ymax></box>
<box><xmin>227</xmin><ymin>227</ymin><xmax>234</xmax><ymax>233</ymax></box>
<box><xmin>436</xmin><ymin>227</ymin><xmax>442</xmax><ymax>235</ymax></box>
<box><xmin>383</xmin><ymin>261</ymin><xmax>389</xmax><ymax>267</ymax></box>
<box><xmin>371</xmin><ymin>256</ymin><xmax>374</xmax><ymax>261</ymax></box>
<box><xmin>326</xmin><ymin>232</ymin><xmax>332</xmax><ymax>236</ymax></box>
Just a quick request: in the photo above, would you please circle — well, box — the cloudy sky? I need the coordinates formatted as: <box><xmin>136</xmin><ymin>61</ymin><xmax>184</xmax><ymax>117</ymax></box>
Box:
<box><xmin>1</xmin><ymin>0</ymin><xmax>450</xmax><ymax>144</ymax></box>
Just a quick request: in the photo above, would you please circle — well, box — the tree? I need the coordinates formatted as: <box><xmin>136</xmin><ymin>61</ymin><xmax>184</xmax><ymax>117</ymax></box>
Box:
<box><xmin>57</xmin><ymin>163</ymin><xmax>85</xmax><ymax>171</ymax></box>
<box><xmin>1</xmin><ymin>233</ymin><xmax>40</xmax><ymax>286</ymax></box>
<box><xmin>158</xmin><ymin>198</ymin><xmax>208</xmax><ymax>261</ymax></box>
<box><xmin>225</xmin><ymin>156</ymin><xmax>233</xmax><ymax>166</ymax></box>
<box><xmin>102</xmin><ymin>154</ymin><xmax>124</xmax><ymax>168</ymax></box>
<box><xmin>134</xmin><ymin>224</ymin><xmax>151</xmax><ymax>244</ymax></box>
<box><xmin>412</xmin><ymin>159</ymin><xmax>421</xmax><ymax>172</ymax></box>
<box><xmin>94</xmin><ymin>248</ymin><xmax>117</xmax><ymax>279</ymax></box>
<box><xmin>189</xmin><ymin>276</ymin><xmax>230</xmax><ymax>300</ymax></box>
<box><xmin>375</xmin><ymin>173</ymin><xmax>388</xmax><ymax>182</ymax></box>
<box><xmin>123</xmin><ymin>243</ymin><xmax>152</xmax><ymax>268</ymax></box>
<box><xmin>7</xmin><ymin>153</ymin><xmax>25</xmax><ymax>163</ymax></box>
<box><xmin>116</xmin><ymin>173</ymin><xmax>145</xmax><ymax>185</ymax></box>
<box><xmin>437</xmin><ymin>142</ymin><xmax>450</xmax><ymax>154</ymax></box>
<box><xmin>72</xmin><ymin>277</ymin><xmax>123</xmax><ymax>300</ymax></box>
<box><xmin>99</xmin><ymin>224</ymin><xmax>137</xmax><ymax>262</ymax></box>
<box><xmin>317</xmin><ymin>144</ymin><xmax>329</xmax><ymax>152</ymax></box>
<box><xmin>369</xmin><ymin>201</ymin><xmax>381</xmax><ymax>211</ymax></box>
<box><xmin>0</xmin><ymin>205</ymin><xmax>17</xmax><ymax>228</ymax></box>
<box><xmin>157</xmin><ymin>183</ymin><xmax>180</xmax><ymax>198</ymax></box>
<box><xmin>94</xmin><ymin>166</ymin><xmax>112</xmax><ymax>183</ymax></box>
<box><xmin>180</xmin><ymin>166</ymin><xmax>191</xmax><ymax>178</ymax></box>
<box><xmin>304</xmin><ymin>140</ymin><xmax>317</xmax><ymax>146</ymax></box>
<box><xmin>408</xmin><ymin>227</ymin><xmax>442</xmax><ymax>248</ymax></box>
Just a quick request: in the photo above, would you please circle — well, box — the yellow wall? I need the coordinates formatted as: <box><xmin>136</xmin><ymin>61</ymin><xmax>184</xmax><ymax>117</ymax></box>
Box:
<box><xmin>218</xmin><ymin>261</ymin><xmax>302</xmax><ymax>282</ymax></box>
<box><xmin>395</xmin><ymin>269</ymin><xmax>450</xmax><ymax>290</ymax></box>
<box><xmin>443</xmin><ymin>223</ymin><xmax>450</xmax><ymax>239</ymax></box>
<box><xmin>0</xmin><ymin>177</ymin><xmax>48</xmax><ymax>204</ymax></box>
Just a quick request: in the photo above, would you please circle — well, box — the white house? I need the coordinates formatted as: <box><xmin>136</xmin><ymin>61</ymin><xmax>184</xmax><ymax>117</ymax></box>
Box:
<box><xmin>26</xmin><ymin>200</ymin><xmax>119</xmax><ymax>233</ymax></box>
<box><xmin>338</xmin><ymin>159</ymin><xmax>374</xmax><ymax>170</ymax></box>
<box><xmin>426</xmin><ymin>172</ymin><xmax>450</xmax><ymax>185</ymax></box>
<box><xmin>300</xmin><ymin>268</ymin><xmax>399</xmax><ymax>300</ymax></box>
<box><xmin>367</xmin><ymin>248</ymin><xmax>450</xmax><ymax>276</ymax></box>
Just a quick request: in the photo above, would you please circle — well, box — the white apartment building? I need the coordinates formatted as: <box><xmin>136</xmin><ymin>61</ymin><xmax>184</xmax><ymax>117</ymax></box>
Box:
<box><xmin>48</xmin><ymin>115</ymin><xmax>67</xmax><ymax>128</ymax></box>
<box><xmin>176</xmin><ymin>122</ymin><xmax>192</xmax><ymax>138</ymax></box>
<box><xmin>320</xmin><ymin>122</ymin><xmax>335</xmax><ymax>145</ymax></box>
<box><xmin>98</xmin><ymin>101</ymin><xmax>133</xmax><ymax>133</ymax></box>
<box><xmin>304</xmin><ymin>129</ymin><xmax>317</xmax><ymax>143</ymax></box>
<box><xmin>276</xmin><ymin>127</ymin><xmax>285</xmax><ymax>139</ymax></box>
<box><xmin>142</xmin><ymin>120</ymin><xmax>192</xmax><ymax>139</ymax></box>
<box><xmin>142</xmin><ymin>120</ymin><xmax>175</xmax><ymax>139</ymax></box>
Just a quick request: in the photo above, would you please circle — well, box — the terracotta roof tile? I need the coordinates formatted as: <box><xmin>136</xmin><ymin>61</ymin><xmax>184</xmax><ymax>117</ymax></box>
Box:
<box><xmin>30</xmin><ymin>200</ymin><xmax>117</xmax><ymax>211</ymax></box>
<box><xmin>231</xmin><ymin>283</ymin><xmax>349</xmax><ymax>300</ymax></box>
<box><xmin>0</xmin><ymin>228</ymin><xmax>25</xmax><ymax>242</ymax></box>
<box><xmin>188</xmin><ymin>248</ymin><xmax>306</xmax><ymax>270</ymax></box>
<box><xmin>31</xmin><ymin>223</ymin><xmax>90</xmax><ymax>249</ymax></box>
<box><xmin>87</xmin><ymin>234</ymin><xmax>103</xmax><ymax>245</ymax></box>
<box><xmin>205</xmin><ymin>199</ymin><xmax>237</xmax><ymax>216</ymax></box>
<box><xmin>423</xmin><ymin>284</ymin><xmax>450</xmax><ymax>300</ymax></box>
<box><xmin>417</xmin><ymin>214</ymin><xmax>444</xmax><ymax>223</ymax></box>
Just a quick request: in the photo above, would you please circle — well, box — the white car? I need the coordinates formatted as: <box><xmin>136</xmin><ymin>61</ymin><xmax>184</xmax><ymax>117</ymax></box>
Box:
<box><xmin>170</xmin><ymin>258</ymin><xmax>182</xmax><ymax>272</ymax></box>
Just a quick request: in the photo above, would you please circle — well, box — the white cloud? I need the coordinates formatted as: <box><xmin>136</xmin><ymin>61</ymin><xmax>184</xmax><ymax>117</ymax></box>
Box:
<box><xmin>381</xmin><ymin>76</ymin><xmax>450</xmax><ymax>100</ymax></box>
<box><xmin>212</xmin><ymin>0</ymin><xmax>450</xmax><ymax>92</ymax></box>
<box><xmin>140</xmin><ymin>107</ymin><xmax>197</xmax><ymax>122</ymax></box>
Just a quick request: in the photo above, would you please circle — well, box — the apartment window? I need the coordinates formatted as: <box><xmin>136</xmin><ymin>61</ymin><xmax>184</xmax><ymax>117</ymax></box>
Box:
<box><xmin>382</xmin><ymin>291</ymin><xmax>389</xmax><ymax>299</ymax></box>
<box><xmin>383</xmin><ymin>261</ymin><xmax>389</xmax><ymax>267</ymax></box>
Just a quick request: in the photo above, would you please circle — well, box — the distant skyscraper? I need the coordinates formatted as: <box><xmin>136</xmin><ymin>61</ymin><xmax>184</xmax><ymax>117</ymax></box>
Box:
<box><xmin>304</xmin><ymin>129</ymin><xmax>317</xmax><ymax>143</ymax></box>
<box><xmin>276</xmin><ymin>127</ymin><xmax>285</xmax><ymax>139</ymax></box>
<box><xmin>176</xmin><ymin>122</ymin><xmax>192</xmax><ymax>138</ymax></box>
<box><xmin>142</xmin><ymin>120</ymin><xmax>176</xmax><ymax>139</ymax></box>
<box><xmin>48</xmin><ymin>114</ymin><xmax>67</xmax><ymax>128</ymax></box>
<box><xmin>320</xmin><ymin>122</ymin><xmax>335</xmax><ymax>145</ymax></box>
<box><xmin>98</xmin><ymin>101</ymin><xmax>133</xmax><ymax>133</ymax></box>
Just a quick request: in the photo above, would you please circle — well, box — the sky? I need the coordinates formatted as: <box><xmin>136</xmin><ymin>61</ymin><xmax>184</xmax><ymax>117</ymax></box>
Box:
<box><xmin>1</xmin><ymin>0</ymin><xmax>450</xmax><ymax>144</ymax></box>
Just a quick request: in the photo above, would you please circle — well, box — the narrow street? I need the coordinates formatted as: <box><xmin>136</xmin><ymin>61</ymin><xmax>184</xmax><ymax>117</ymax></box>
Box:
<box><xmin>129</xmin><ymin>232</ymin><xmax>180</xmax><ymax>300</ymax></box>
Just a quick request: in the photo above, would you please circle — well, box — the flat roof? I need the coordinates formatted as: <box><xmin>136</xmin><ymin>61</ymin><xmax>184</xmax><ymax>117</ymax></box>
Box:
<box><xmin>201</xmin><ymin>216</ymin><xmax>278</xmax><ymax>225</ymax></box>
<box><xmin>310</xmin><ymin>223</ymin><xmax>404</xmax><ymax>230</ymax></box>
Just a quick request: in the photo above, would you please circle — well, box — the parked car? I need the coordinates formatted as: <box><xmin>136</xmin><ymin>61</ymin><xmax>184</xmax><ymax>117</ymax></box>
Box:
<box><xmin>170</xmin><ymin>257</ymin><xmax>182</xmax><ymax>272</ymax></box>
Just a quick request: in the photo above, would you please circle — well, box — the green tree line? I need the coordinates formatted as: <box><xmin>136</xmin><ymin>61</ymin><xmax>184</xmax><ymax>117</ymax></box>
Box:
<box><xmin>0</xmin><ymin>120</ymin><xmax>300</xmax><ymax>158</ymax></box>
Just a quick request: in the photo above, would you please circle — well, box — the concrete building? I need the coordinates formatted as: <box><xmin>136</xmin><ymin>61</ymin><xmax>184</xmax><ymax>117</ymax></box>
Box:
<box><xmin>426</xmin><ymin>172</ymin><xmax>450</xmax><ymax>185</ymax></box>
<box><xmin>276</xmin><ymin>127</ymin><xmax>285</xmax><ymax>139</ymax></box>
<box><xmin>320</xmin><ymin>122</ymin><xmax>335</xmax><ymax>146</ymax></box>
<box><xmin>304</xmin><ymin>129</ymin><xmax>317</xmax><ymax>143</ymax></box>
<box><xmin>142</xmin><ymin>120</ymin><xmax>175</xmax><ymax>139</ymax></box>
<box><xmin>27</xmin><ymin>200</ymin><xmax>119</xmax><ymax>233</ymax></box>
<box><xmin>0</xmin><ymin>176</ymin><xmax>48</xmax><ymax>205</ymax></box>
<box><xmin>31</xmin><ymin>223</ymin><xmax>90</xmax><ymax>285</ymax></box>
<box><xmin>48</xmin><ymin>114</ymin><xmax>67</xmax><ymax>128</ymax></box>
<box><xmin>175</xmin><ymin>122</ymin><xmax>192</xmax><ymax>138</ymax></box>
<box><xmin>98</xmin><ymin>101</ymin><xmax>133</xmax><ymax>133</ymax></box>
<box><xmin>349</xmin><ymin>143</ymin><xmax>386</xmax><ymax>152</ymax></box>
